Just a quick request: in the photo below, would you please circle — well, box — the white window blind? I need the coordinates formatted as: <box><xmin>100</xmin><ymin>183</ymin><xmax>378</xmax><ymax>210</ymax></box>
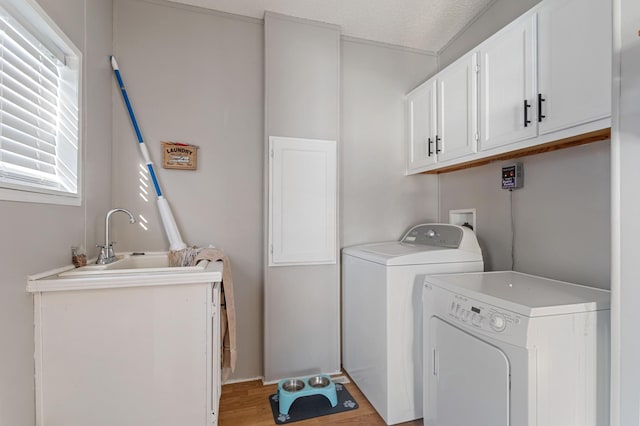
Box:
<box><xmin>0</xmin><ymin>0</ymin><xmax>80</xmax><ymax>203</ymax></box>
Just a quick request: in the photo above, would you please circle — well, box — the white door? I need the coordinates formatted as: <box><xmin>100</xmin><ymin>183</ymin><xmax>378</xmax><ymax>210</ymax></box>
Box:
<box><xmin>427</xmin><ymin>318</ymin><xmax>510</xmax><ymax>426</ymax></box>
<box><xmin>437</xmin><ymin>52</ymin><xmax>478</xmax><ymax>162</ymax></box>
<box><xmin>406</xmin><ymin>79</ymin><xmax>437</xmax><ymax>171</ymax></box>
<box><xmin>479</xmin><ymin>13</ymin><xmax>537</xmax><ymax>151</ymax></box>
<box><xmin>537</xmin><ymin>0</ymin><xmax>611</xmax><ymax>134</ymax></box>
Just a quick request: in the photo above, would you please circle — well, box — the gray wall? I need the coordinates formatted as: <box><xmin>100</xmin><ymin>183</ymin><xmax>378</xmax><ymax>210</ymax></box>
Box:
<box><xmin>341</xmin><ymin>38</ymin><xmax>439</xmax><ymax>246</ymax></box>
<box><xmin>263</xmin><ymin>12</ymin><xmax>341</xmax><ymax>382</ymax></box>
<box><xmin>112</xmin><ymin>0</ymin><xmax>264</xmax><ymax>380</ymax></box>
<box><xmin>0</xmin><ymin>0</ymin><xmax>113</xmax><ymax>424</ymax></box>
<box><xmin>439</xmin><ymin>141</ymin><xmax>610</xmax><ymax>288</ymax></box>
<box><xmin>112</xmin><ymin>0</ymin><xmax>440</xmax><ymax>382</ymax></box>
<box><xmin>437</xmin><ymin>0</ymin><xmax>611</xmax><ymax>289</ymax></box>
<box><xmin>611</xmin><ymin>0</ymin><xmax>640</xmax><ymax>422</ymax></box>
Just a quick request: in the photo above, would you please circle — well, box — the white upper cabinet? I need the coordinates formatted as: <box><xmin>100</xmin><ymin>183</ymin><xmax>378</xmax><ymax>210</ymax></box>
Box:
<box><xmin>537</xmin><ymin>0</ymin><xmax>612</xmax><ymax>135</ymax></box>
<box><xmin>437</xmin><ymin>52</ymin><xmax>479</xmax><ymax>162</ymax></box>
<box><xmin>406</xmin><ymin>79</ymin><xmax>437</xmax><ymax>171</ymax></box>
<box><xmin>405</xmin><ymin>0</ymin><xmax>612</xmax><ymax>174</ymax></box>
<box><xmin>479</xmin><ymin>13</ymin><xmax>537</xmax><ymax>151</ymax></box>
<box><xmin>406</xmin><ymin>52</ymin><xmax>478</xmax><ymax>173</ymax></box>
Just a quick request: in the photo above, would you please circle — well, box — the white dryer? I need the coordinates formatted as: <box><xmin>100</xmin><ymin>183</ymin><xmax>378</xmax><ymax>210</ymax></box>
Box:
<box><xmin>342</xmin><ymin>223</ymin><xmax>483</xmax><ymax>425</ymax></box>
<box><xmin>422</xmin><ymin>271</ymin><xmax>610</xmax><ymax>426</ymax></box>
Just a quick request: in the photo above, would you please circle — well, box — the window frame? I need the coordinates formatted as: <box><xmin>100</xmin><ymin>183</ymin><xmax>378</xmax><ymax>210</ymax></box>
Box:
<box><xmin>0</xmin><ymin>0</ymin><xmax>82</xmax><ymax>206</ymax></box>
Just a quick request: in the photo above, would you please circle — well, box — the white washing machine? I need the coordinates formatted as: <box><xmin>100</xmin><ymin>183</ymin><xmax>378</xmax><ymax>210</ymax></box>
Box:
<box><xmin>422</xmin><ymin>271</ymin><xmax>610</xmax><ymax>426</ymax></box>
<box><xmin>342</xmin><ymin>223</ymin><xmax>484</xmax><ymax>425</ymax></box>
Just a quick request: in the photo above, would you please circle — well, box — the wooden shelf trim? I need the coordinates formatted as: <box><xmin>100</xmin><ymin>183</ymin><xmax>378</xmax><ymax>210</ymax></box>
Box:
<box><xmin>422</xmin><ymin>128</ymin><xmax>611</xmax><ymax>175</ymax></box>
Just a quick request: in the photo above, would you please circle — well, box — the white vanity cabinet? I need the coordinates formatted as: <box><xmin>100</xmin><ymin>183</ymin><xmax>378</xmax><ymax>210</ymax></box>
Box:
<box><xmin>27</xmin><ymin>257</ymin><xmax>223</xmax><ymax>426</ymax></box>
<box><xmin>406</xmin><ymin>52</ymin><xmax>478</xmax><ymax>173</ymax></box>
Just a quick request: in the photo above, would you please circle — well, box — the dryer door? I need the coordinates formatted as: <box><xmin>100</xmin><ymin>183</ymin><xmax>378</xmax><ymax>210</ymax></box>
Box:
<box><xmin>427</xmin><ymin>317</ymin><xmax>510</xmax><ymax>426</ymax></box>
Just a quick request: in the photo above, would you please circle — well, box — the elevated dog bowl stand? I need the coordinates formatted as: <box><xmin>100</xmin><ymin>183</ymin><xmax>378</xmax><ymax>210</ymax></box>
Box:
<box><xmin>277</xmin><ymin>375</ymin><xmax>338</xmax><ymax>415</ymax></box>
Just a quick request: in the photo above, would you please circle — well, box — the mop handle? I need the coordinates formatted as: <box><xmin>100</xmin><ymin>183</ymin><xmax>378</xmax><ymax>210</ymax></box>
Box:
<box><xmin>110</xmin><ymin>56</ymin><xmax>162</xmax><ymax>198</ymax></box>
<box><xmin>110</xmin><ymin>56</ymin><xmax>187</xmax><ymax>251</ymax></box>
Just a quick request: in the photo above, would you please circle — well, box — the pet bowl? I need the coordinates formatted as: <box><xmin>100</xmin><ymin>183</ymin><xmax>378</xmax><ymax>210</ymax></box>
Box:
<box><xmin>307</xmin><ymin>375</ymin><xmax>330</xmax><ymax>388</ymax></box>
<box><xmin>277</xmin><ymin>374</ymin><xmax>338</xmax><ymax>415</ymax></box>
<box><xmin>281</xmin><ymin>379</ymin><xmax>305</xmax><ymax>392</ymax></box>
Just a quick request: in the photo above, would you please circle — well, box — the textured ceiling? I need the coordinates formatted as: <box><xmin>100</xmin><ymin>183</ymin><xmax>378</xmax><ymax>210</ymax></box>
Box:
<box><xmin>166</xmin><ymin>0</ymin><xmax>495</xmax><ymax>52</ymax></box>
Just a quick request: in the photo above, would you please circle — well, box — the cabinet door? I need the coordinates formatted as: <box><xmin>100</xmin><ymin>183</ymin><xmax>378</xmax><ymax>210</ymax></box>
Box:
<box><xmin>406</xmin><ymin>79</ymin><xmax>437</xmax><ymax>171</ymax></box>
<box><xmin>537</xmin><ymin>0</ymin><xmax>611</xmax><ymax>134</ymax></box>
<box><xmin>437</xmin><ymin>52</ymin><xmax>478</xmax><ymax>162</ymax></box>
<box><xmin>479</xmin><ymin>13</ymin><xmax>537</xmax><ymax>151</ymax></box>
<box><xmin>35</xmin><ymin>285</ymin><xmax>212</xmax><ymax>426</ymax></box>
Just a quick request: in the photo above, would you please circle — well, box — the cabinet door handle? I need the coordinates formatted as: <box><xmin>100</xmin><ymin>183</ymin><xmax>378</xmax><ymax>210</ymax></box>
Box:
<box><xmin>427</xmin><ymin>138</ymin><xmax>433</xmax><ymax>157</ymax></box>
<box><xmin>524</xmin><ymin>100</ymin><xmax>532</xmax><ymax>127</ymax></box>
<box><xmin>435</xmin><ymin>136</ymin><xmax>442</xmax><ymax>153</ymax></box>
<box><xmin>538</xmin><ymin>93</ymin><xmax>546</xmax><ymax>122</ymax></box>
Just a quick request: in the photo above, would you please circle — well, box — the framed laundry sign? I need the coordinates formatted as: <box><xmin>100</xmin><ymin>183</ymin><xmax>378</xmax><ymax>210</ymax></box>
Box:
<box><xmin>161</xmin><ymin>142</ymin><xmax>198</xmax><ymax>170</ymax></box>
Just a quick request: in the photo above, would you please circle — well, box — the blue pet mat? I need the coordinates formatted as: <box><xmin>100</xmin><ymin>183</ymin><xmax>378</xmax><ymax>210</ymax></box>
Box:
<box><xmin>268</xmin><ymin>383</ymin><xmax>359</xmax><ymax>424</ymax></box>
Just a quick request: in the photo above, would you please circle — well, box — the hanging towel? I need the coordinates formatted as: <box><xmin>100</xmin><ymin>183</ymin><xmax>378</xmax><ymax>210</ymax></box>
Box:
<box><xmin>171</xmin><ymin>247</ymin><xmax>237</xmax><ymax>380</ymax></box>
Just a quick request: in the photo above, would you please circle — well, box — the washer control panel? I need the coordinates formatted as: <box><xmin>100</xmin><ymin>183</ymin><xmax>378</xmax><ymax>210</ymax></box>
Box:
<box><xmin>401</xmin><ymin>224</ymin><xmax>463</xmax><ymax>248</ymax></box>
<box><xmin>447</xmin><ymin>294</ymin><xmax>522</xmax><ymax>336</ymax></box>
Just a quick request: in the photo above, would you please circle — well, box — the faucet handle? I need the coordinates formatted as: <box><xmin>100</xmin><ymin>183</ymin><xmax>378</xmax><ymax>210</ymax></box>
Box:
<box><xmin>96</xmin><ymin>243</ymin><xmax>117</xmax><ymax>265</ymax></box>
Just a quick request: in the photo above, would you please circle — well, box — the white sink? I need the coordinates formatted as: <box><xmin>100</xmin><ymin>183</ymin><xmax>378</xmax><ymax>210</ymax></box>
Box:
<box><xmin>59</xmin><ymin>252</ymin><xmax>209</xmax><ymax>277</ymax></box>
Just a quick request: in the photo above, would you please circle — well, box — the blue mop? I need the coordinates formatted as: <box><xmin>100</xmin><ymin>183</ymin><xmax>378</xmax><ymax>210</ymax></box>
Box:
<box><xmin>110</xmin><ymin>56</ymin><xmax>187</xmax><ymax>252</ymax></box>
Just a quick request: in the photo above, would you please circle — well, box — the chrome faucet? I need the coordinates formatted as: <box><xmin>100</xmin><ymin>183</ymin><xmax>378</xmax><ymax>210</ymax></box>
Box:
<box><xmin>96</xmin><ymin>208</ymin><xmax>136</xmax><ymax>265</ymax></box>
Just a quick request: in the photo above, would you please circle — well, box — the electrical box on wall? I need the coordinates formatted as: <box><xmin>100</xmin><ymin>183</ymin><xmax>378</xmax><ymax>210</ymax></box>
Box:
<box><xmin>502</xmin><ymin>163</ymin><xmax>524</xmax><ymax>190</ymax></box>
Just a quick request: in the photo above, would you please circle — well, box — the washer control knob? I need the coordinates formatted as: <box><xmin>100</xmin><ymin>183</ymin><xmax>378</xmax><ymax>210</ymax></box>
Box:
<box><xmin>489</xmin><ymin>313</ymin><xmax>507</xmax><ymax>332</ymax></box>
<box><xmin>472</xmin><ymin>314</ymin><xmax>481</xmax><ymax>326</ymax></box>
<box><xmin>461</xmin><ymin>310</ymin><xmax>469</xmax><ymax>321</ymax></box>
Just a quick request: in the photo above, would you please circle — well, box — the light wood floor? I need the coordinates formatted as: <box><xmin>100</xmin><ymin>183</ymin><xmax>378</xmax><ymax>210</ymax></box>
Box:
<box><xmin>218</xmin><ymin>376</ymin><xmax>423</xmax><ymax>425</ymax></box>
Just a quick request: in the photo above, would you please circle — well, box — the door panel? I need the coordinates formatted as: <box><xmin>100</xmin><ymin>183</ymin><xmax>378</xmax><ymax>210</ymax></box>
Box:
<box><xmin>407</xmin><ymin>80</ymin><xmax>437</xmax><ymax>170</ymax></box>
<box><xmin>428</xmin><ymin>318</ymin><xmax>510</xmax><ymax>426</ymax></box>
<box><xmin>437</xmin><ymin>52</ymin><xmax>478</xmax><ymax>162</ymax></box>
<box><xmin>269</xmin><ymin>136</ymin><xmax>337</xmax><ymax>265</ymax></box>
<box><xmin>537</xmin><ymin>0</ymin><xmax>611</xmax><ymax>134</ymax></box>
<box><xmin>479</xmin><ymin>14</ymin><xmax>537</xmax><ymax>150</ymax></box>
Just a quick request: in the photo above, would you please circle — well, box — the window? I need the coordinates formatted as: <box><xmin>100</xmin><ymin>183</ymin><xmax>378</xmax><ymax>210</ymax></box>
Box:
<box><xmin>0</xmin><ymin>0</ymin><xmax>81</xmax><ymax>205</ymax></box>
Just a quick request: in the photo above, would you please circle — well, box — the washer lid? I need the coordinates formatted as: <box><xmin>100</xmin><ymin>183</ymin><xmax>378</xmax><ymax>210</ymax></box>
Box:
<box><xmin>424</xmin><ymin>271</ymin><xmax>610</xmax><ymax>317</ymax></box>
<box><xmin>342</xmin><ymin>241</ymin><xmax>483</xmax><ymax>266</ymax></box>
